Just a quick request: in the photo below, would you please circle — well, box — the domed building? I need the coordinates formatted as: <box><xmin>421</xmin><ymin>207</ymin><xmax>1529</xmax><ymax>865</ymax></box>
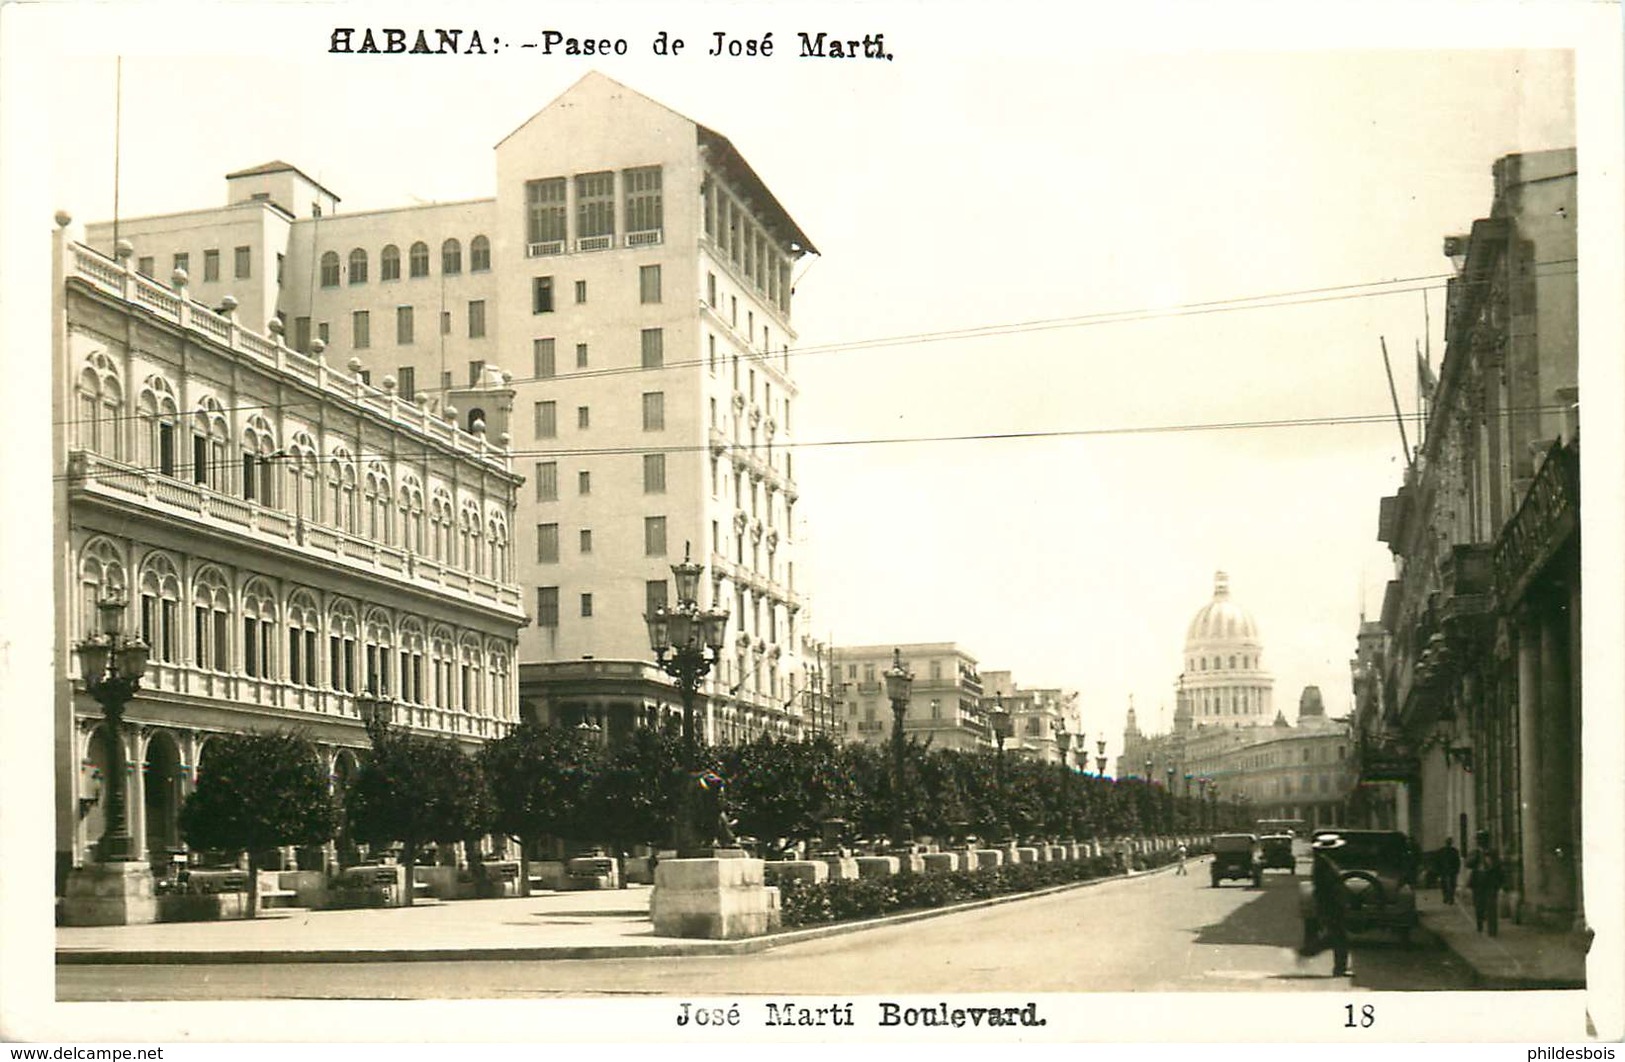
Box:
<box><xmin>1116</xmin><ymin>571</ymin><xmax>1352</xmax><ymax>831</ymax></box>
<box><xmin>1181</xmin><ymin>571</ymin><xmax>1273</xmax><ymax>729</ymax></box>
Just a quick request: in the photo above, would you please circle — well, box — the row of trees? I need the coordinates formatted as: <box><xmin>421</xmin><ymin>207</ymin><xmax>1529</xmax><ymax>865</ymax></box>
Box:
<box><xmin>178</xmin><ymin>723</ymin><xmax>1249</xmax><ymax>915</ymax></box>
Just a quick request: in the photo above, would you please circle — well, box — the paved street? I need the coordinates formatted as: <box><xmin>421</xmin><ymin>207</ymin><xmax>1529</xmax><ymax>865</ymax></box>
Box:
<box><xmin>58</xmin><ymin>858</ymin><xmax>1475</xmax><ymax>1000</ymax></box>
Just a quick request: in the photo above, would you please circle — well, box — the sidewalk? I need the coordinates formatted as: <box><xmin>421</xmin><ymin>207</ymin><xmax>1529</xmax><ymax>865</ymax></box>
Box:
<box><xmin>1414</xmin><ymin>890</ymin><xmax>1588</xmax><ymax>989</ymax></box>
<box><xmin>59</xmin><ymin>867</ymin><xmax>1172</xmax><ymax>965</ymax></box>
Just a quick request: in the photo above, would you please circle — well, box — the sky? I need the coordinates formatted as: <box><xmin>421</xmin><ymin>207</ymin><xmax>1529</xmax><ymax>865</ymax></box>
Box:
<box><xmin>29</xmin><ymin>8</ymin><xmax>1580</xmax><ymax>761</ymax></box>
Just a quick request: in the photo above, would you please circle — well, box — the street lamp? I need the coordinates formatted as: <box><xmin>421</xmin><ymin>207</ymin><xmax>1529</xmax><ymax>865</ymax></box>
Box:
<box><xmin>644</xmin><ymin>544</ymin><xmax>730</xmax><ymax>856</ymax></box>
<box><xmin>883</xmin><ymin>648</ymin><xmax>915</xmax><ymax>851</ymax></box>
<box><xmin>75</xmin><ymin>589</ymin><xmax>150</xmax><ymax>863</ymax></box>
<box><xmin>1056</xmin><ymin>724</ymin><xmax>1074</xmax><ymax>839</ymax></box>
<box><xmin>988</xmin><ymin>694</ymin><xmax>1013</xmax><ymax>839</ymax></box>
<box><xmin>1095</xmin><ymin>734</ymin><xmax>1107</xmax><ymax>778</ymax></box>
<box><xmin>1144</xmin><ymin>757</ymin><xmax>1153</xmax><ymax>783</ymax></box>
<box><xmin>1197</xmin><ymin>777</ymin><xmax>1210</xmax><ymax>829</ymax></box>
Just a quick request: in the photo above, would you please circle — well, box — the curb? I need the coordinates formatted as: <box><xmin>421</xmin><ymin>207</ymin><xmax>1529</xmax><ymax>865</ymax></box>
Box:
<box><xmin>57</xmin><ymin>862</ymin><xmax>1178</xmax><ymax>966</ymax></box>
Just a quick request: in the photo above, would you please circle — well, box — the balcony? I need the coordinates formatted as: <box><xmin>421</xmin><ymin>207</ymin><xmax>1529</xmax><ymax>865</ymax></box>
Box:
<box><xmin>1494</xmin><ymin>439</ymin><xmax>1579</xmax><ymax>605</ymax></box>
<box><xmin>625</xmin><ymin>228</ymin><xmax>663</xmax><ymax>248</ymax></box>
<box><xmin>66</xmin><ymin>243</ymin><xmax>512</xmax><ymax>476</ymax></box>
<box><xmin>526</xmin><ymin>241</ymin><xmax>564</xmax><ymax>258</ymax></box>
<box><xmin>575</xmin><ymin>235</ymin><xmax>613</xmax><ymax>253</ymax></box>
<box><xmin>67</xmin><ymin>450</ymin><xmax>527</xmax><ymax>621</ymax></box>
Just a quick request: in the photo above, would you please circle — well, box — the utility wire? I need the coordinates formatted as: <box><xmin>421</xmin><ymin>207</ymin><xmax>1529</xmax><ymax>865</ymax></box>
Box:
<box><xmin>52</xmin><ymin>401</ymin><xmax>1572</xmax><ymax>485</ymax></box>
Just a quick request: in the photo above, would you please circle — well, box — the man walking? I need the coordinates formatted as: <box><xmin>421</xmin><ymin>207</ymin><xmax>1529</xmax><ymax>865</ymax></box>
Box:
<box><xmin>1437</xmin><ymin>837</ymin><xmax>1462</xmax><ymax>905</ymax></box>
<box><xmin>1304</xmin><ymin>834</ymin><xmax>1351</xmax><ymax>977</ymax></box>
<box><xmin>1175</xmin><ymin>842</ymin><xmax>1188</xmax><ymax>875</ymax></box>
<box><xmin>1466</xmin><ymin>829</ymin><xmax>1504</xmax><ymax>935</ymax></box>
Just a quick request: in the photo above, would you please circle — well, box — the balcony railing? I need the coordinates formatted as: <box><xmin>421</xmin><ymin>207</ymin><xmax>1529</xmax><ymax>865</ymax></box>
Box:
<box><xmin>575</xmin><ymin>235</ymin><xmax>613</xmax><ymax>253</ymax></box>
<box><xmin>66</xmin><ymin>243</ymin><xmax>512</xmax><ymax>476</ymax></box>
<box><xmin>526</xmin><ymin>240</ymin><xmax>564</xmax><ymax>258</ymax></box>
<box><xmin>625</xmin><ymin>229</ymin><xmax>663</xmax><ymax>248</ymax></box>
<box><xmin>68</xmin><ymin>450</ymin><xmax>527</xmax><ymax>619</ymax></box>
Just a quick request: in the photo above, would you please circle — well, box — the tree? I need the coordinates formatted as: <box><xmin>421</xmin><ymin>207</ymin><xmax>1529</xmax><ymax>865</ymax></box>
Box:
<box><xmin>346</xmin><ymin>720</ymin><xmax>488</xmax><ymax>906</ymax></box>
<box><xmin>592</xmin><ymin>726</ymin><xmax>687</xmax><ymax>856</ymax></box>
<box><xmin>481</xmin><ymin>723</ymin><xmax>606</xmax><ymax>879</ymax></box>
<box><xmin>178</xmin><ymin>730</ymin><xmax>337</xmax><ymax>918</ymax></box>
<box><xmin>720</xmin><ymin>735</ymin><xmax>860</xmax><ymax>856</ymax></box>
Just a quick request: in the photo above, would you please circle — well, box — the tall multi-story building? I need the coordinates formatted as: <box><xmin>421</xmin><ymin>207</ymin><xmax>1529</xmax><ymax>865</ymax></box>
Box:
<box><xmin>831</xmin><ymin>643</ymin><xmax>989</xmax><ymax>751</ymax></box>
<box><xmin>82</xmin><ymin>73</ymin><xmax>819</xmax><ymax>746</ymax></box>
<box><xmin>53</xmin><ymin>218</ymin><xmax>526</xmax><ymax>894</ymax></box>
<box><xmin>1357</xmin><ymin>148</ymin><xmax>1580</xmax><ymax>929</ymax></box>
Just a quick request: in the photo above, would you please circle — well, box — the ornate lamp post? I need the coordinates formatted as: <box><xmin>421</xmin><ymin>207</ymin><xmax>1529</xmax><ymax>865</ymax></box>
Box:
<box><xmin>1143</xmin><ymin>756</ymin><xmax>1153</xmax><ymax>783</ymax></box>
<box><xmin>644</xmin><ymin>544</ymin><xmax>730</xmax><ymax>856</ymax></box>
<box><xmin>76</xmin><ymin>589</ymin><xmax>150</xmax><ymax>863</ymax></box>
<box><xmin>988</xmin><ymin>694</ymin><xmax>1013</xmax><ymax>839</ymax></box>
<box><xmin>1197</xmin><ymin>776</ymin><xmax>1210</xmax><ymax>829</ymax></box>
<box><xmin>1056</xmin><ymin>723</ymin><xmax>1074</xmax><ymax>839</ymax></box>
<box><xmin>883</xmin><ymin>648</ymin><xmax>915</xmax><ymax>851</ymax></box>
<box><xmin>1095</xmin><ymin>733</ymin><xmax>1108</xmax><ymax>778</ymax></box>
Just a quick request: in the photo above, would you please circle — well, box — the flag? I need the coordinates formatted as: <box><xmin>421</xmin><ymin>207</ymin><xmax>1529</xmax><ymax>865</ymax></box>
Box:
<box><xmin>1416</xmin><ymin>346</ymin><xmax>1438</xmax><ymax>402</ymax></box>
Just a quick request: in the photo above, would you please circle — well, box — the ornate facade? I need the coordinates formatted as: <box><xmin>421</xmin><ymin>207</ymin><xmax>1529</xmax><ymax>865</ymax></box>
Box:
<box><xmin>53</xmin><ymin>222</ymin><xmax>526</xmax><ymax>887</ymax></box>
<box><xmin>1355</xmin><ymin>148</ymin><xmax>1580</xmax><ymax>930</ymax></box>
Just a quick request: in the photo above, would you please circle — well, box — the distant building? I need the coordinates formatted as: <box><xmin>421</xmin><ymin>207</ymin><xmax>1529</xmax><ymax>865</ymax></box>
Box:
<box><xmin>1121</xmin><ymin>571</ymin><xmax>1352</xmax><ymax>827</ymax></box>
<box><xmin>1356</xmin><ymin>148</ymin><xmax>1580</xmax><ymax>930</ymax></box>
<box><xmin>829</xmin><ymin>643</ymin><xmax>988</xmax><ymax>750</ymax></box>
<box><xmin>981</xmin><ymin>672</ymin><xmax>1078</xmax><ymax>764</ymax></box>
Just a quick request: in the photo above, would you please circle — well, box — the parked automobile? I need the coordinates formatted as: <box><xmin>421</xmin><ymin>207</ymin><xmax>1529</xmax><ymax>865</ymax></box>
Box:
<box><xmin>1298</xmin><ymin>828</ymin><xmax>1420</xmax><ymax>943</ymax></box>
<box><xmin>1210</xmin><ymin>832</ymin><xmax>1263</xmax><ymax>888</ymax></box>
<box><xmin>1259</xmin><ymin>833</ymin><xmax>1296</xmax><ymax>874</ymax></box>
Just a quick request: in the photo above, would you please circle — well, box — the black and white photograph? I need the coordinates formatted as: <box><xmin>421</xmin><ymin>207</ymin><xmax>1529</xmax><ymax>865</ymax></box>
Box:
<box><xmin>2</xmin><ymin>0</ymin><xmax>1621</xmax><ymax>1048</ymax></box>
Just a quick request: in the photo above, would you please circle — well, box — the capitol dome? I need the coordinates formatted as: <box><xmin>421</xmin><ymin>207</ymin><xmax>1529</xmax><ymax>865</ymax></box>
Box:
<box><xmin>1185</xmin><ymin>571</ymin><xmax>1260</xmax><ymax>645</ymax></box>
<box><xmin>1179</xmin><ymin>571</ymin><xmax>1273</xmax><ymax>729</ymax></box>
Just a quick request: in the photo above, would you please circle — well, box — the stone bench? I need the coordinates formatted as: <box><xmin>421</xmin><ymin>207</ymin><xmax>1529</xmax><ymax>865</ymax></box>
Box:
<box><xmin>921</xmin><ymin>852</ymin><xmax>960</xmax><ymax>874</ymax></box>
<box><xmin>855</xmin><ymin>856</ymin><xmax>899</xmax><ymax>879</ymax></box>
<box><xmin>763</xmin><ymin>860</ymin><xmax>827</xmax><ymax>886</ymax></box>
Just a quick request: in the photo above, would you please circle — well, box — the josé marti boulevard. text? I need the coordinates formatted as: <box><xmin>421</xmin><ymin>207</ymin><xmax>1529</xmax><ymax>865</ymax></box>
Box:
<box><xmin>676</xmin><ymin>1001</ymin><xmax>1048</xmax><ymax>1029</ymax></box>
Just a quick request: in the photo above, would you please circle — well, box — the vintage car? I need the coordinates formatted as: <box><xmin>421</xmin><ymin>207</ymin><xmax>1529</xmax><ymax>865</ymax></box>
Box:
<box><xmin>1299</xmin><ymin>829</ymin><xmax>1420</xmax><ymax>943</ymax></box>
<box><xmin>1209</xmin><ymin>832</ymin><xmax>1263</xmax><ymax>888</ymax></box>
<box><xmin>1259</xmin><ymin>833</ymin><xmax>1297</xmax><ymax>874</ymax></box>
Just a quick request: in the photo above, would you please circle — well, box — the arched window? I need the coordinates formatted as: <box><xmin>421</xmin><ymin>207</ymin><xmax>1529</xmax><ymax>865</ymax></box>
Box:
<box><xmin>487</xmin><ymin>512</ymin><xmax>509</xmax><ymax>582</ymax></box>
<box><xmin>242</xmin><ymin>578</ymin><xmax>278</xmax><ymax>680</ymax></box>
<box><xmin>460</xmin><ymin>635</ymin><xmax>484</xmax><ymax>715</ymax></box>
<box><xmin>408</xmin><ymin>241</ymin><xmax>429</xmax><ymax>278</ymax></box>
<box><xmin>240</xmin><ymin>415</ymin><xmax>278</xmax><ymax>505</ymax></box>
<box><xmin>441</xmin><ymin>238</ymin><xmax>462</xmax><ymax>275</ymax></box>
<box><xmin>286</xmin><ymin>589</ymin><xmax>321</xmax><ymax>687</ymax></box>
<box><xmin>430</xmin><ymin>626</ymin><xmax>455</xmax><ymax>708</ymax></box>
<box><xmin>363</xmin><ymin>608</ymin><xmax>393</xmax><ymax>695</ymax></box>
<box><xmin>192</xmin><ymin>397</ymin><xmax>230</xmax><ymax>492</ymax></box>
<box><xmin>327</xmin><ymin>447</ymin><xmax>356</xmax><ymax>532</ymax></box>
<box><xmin>429</xmin><ymin>489</ymin><xmax>453</xmax><ymax>563</ymax></box>
<box><xmin>76</xmin><ymin>352</ymin><xmax>124</xmax><ymax>459</ymax></box>
<box><xmin>380</xmin><ymin>244</ymin><xmax>401</xmax><ymax>282</ymax></box>
<box><xmin>286</xmin><ymin>432</ymin><xmax>320</xmax><ymax>521</ymax></box>
<box><xmin>137</xmin><ymin>552</ymin><xmax>180</xmax><ymax>663</ymax></box>
<box><xmin>347</xmin><ymin>248</ymin><xmax>368</xmax><ymax>285</ymax></box>
<box><xmin>78</xmin><ymin>537</ymin><xmax>127</xmax><ymax>641</ymax></box>
<box><xmin>398</xmin><ymin>619</ymin><xmax>425</xmax><ymax>704</ymax></box>
<box><xmin>398</xmin><ymin>474</ymin><xmax>425</xmax><ymax>554</ymax></box>
<box><xmin>465</xmin><ymin>407</ymin><xmax>485</xmax><ymax>434</ymax></box>
<box><xmin>327</xmin><ymin>600</ymin><xmax>358</xmax><ymax>693</ymax></box>
<box><xmin>138</xmin><ymin>376</ymin><xmax>180</xmax><ymax>477</ymax></box>
<box><xmin>486</xmin><ymin>639</ymin><xmax>510</xmax><ymax>720</ymax></box>
<box><xmin>192</xmin><ymin>566</ymin><xmax>231</xmax><ymax>671</ymax></box>
<box><xmin>1229</xmin><ymin>655</ymin><xmax>1237</xmax><ymax>670</ymax></box>
<box><xmin>319</xmin><ymin>251</ymin><xmax>340</xmax><ymax>288</ymax></box>
<box><xmin>459</xmin><ymin>499</ymin><xmax>482</xmax><ymax>573</ymax></box>
<box><xmin>364</xmin><ymin>462</ymin><xmax>393</xmax><ymax>544</ymax></box>
<box><xmin>469</xmin><ymin>235</ymin><xmax>490</xmax><ymax>272</ymax></box>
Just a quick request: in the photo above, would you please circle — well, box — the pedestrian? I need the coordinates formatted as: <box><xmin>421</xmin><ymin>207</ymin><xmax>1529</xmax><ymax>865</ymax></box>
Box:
<box><xmin>1466</xmin><ymin>829</ymin><xmax>1504</xmax><ymax>935</ymax></box>
<box><xmin>1175</xmin><ymin>842</ymin><xmax>1188</xmax><ymax>876</ymax></box>
<box><xmin>1437</xmin><ymin>837</ymin><xmax>1461</xmax><ymax>905</ymax></box>
<box><xmin>1301</xmin><ymin>834</ymin><xmax>1351</xmax><ymax>977</ymax></box>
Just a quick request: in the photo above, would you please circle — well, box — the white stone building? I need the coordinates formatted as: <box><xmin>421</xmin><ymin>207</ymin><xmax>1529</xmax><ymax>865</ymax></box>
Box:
<box><xmin>53</xmin><ymin>221</ymin><xmax>527</xmax><ymax>885</ymax></box>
